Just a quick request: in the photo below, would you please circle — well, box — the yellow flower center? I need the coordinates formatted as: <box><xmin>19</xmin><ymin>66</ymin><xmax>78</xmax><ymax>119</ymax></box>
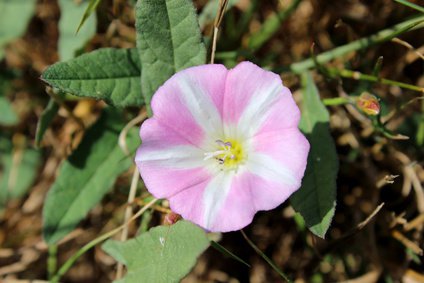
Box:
<box><xmin>204</xmin><ymin>139</ymin><xmax>245</xmax><ymax>170</ymax></box>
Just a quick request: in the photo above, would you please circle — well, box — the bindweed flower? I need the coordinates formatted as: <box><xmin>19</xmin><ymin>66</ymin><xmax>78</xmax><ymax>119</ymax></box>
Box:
<box><xmin>135</xmin><ymin>62</ymin><xmax>309</xmax><ymax>232</ymax></box>
<box><xmin>356</xmin><ymin>92</ymin><xmax>380</xmax><ymax>116</ymax></box>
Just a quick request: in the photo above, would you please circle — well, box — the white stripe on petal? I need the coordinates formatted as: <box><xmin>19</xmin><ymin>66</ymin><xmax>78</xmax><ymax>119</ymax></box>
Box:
<box><xmin>247</xmin><ymin>153</ymin><xmax>298</xmax><ymax>186</ymax></box>
<box><xmin>177</xmin><ymin>73</ymin><xmax>224</xmax><ymax>139</ymax></box>
<box><xmin>236</xmin><ymin>82</ymin><xmax>282</xmax><ymax>139</ymax></box>
<box><xmin>202</xmin><ymin>171</ymin><xmax>234</xmax><ymax>228</ymax></box>
<box><xmin>138</xmin><ymin>145</ymin><xmax>205</xmax><ymax>169</ymax></box>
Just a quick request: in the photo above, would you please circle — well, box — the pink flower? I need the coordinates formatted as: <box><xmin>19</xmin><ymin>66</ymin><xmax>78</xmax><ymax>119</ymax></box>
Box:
<box><xmin>135</xmin><ymin>62</ymin><xmax>309</xmax><ymax>232</ymax></box>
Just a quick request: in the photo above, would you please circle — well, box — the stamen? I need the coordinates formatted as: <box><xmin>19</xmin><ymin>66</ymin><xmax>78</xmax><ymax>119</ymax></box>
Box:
<box><xmin>203</xmin><ymin>140</ymin><xmax>236</xmax><ymax>162</ymax></box>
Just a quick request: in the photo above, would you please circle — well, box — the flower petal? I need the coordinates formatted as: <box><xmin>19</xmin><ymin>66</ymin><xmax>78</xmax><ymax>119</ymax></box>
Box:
<box><xmin>234</xmin><ymin>173</ymin><xmax>294</xmax><ymax>212</ymax></box>
<box><xmin>251</xmin><ymin>128</ymin><xmax>310</xmax><ymax>184</ymax></box>
<box><xmin>168</xmin><ymin>170</ymin><xmax>236</xmax><ymax>231</ymax></box>
<box><xmin>210</xmin><ymin>170</ymin><xmax>294</xmax><ymax>232</ymax></box>
<box><xmin>137</xmin><ymin>159</ymin><xmax>213</xmax><ymax>199</ymax></box>
<box><xmin>168</xmin><ymin>179</ymin><xmax>211</xmax><ymax>228</ymax></box>
<box><xmin>247</xmin><ymin>153</ymin><xmax>299</xmax><ymax>187</ymax></box>
<box><xmin>223</xmin><ymin>62</ymin><xmax>284</xmax><ymax>138</ymax></box>
<box><xmin>139</xmin><ymin>118</ymin><xmax>203</xmax><ymax>150</ymax></box>
<box><xmin>252</xmin><ymin>89</ymin><xmax>301</xmax><ymax>136</ymax></box>
<box><xmin>136</xmin><ymin>118</ymin><xmax>214</xmax><ymax>198</ymax></box>
<box><xmin>208</xmin><ymin>172</ymin><xmax>257</xmax><ymax>232</ymax></box>
<box><xmin>202</xmin><ymin>171</ymin><xmax>234</xmax><ymax>229</ymax></box>
<box><xmin>151</xmin><ymin>64</ymin><xmax>228</xmax><ymax>143</ymax></box>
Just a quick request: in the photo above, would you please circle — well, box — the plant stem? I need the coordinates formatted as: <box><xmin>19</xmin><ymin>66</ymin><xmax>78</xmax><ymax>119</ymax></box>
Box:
<box><xmin>289</xmin><ymin>14</ymin><xmax>424</xmax><ymax>74</ymax></box>
<box><xmin>50</xmin><ymin>198</ymin><xmax>158</xmax><ymax>283</ymax></box>
<box><xmin>394</xmin><ymin>0</ymin><xmax>424</xmax><ymax>13</ymax></box>
<box><xmin>116</xmin><ymin>166</ymin><xmax>140</xmax><ymax>280</ymax></box>
<box><xmin>328</xmin><ymin>68</ymin><xmax>424</xmax><ymax>93</ymax></box>
<box><xmin>416</xmin><ymin>99</ymin><xmax>424</xmax><ymax>145</ymax></box>
<box><xmin>240</xmin><ymin>230</ymin><xmax>292</xmax><ymax>283</ymax></box>
<box><xmin>323</xmin><ymin>97</ymin><xmax>353</xmax><ymax>106</ymax></box>
<box><xmin>118</xmin><ymin>109</ymin><xmax>147</xmax><ymax>156</ymax></box>
<box><xmin>211</xmin><ymin>27</ymin><xmax>219</xmax><ymax>64</ymax></box>
<box><xmin>211</xmin><ymin>0</ymin><xmax>229</xmax><ymax>63</ymax></box>
<box><xmin>47</xmin><ymin>244</ymin><xmax>57</xmax><ymax>280</ymax></box>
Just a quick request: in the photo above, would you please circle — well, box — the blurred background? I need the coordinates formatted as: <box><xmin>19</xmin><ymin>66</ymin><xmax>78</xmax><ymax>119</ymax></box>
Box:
<box><xmin>0</xmin><ymin>0</ymin><xmax>423</xmax><ymax>282</ymax></box>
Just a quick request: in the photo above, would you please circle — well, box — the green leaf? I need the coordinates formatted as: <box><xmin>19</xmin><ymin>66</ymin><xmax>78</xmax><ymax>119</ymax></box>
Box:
<box><xmin>102</xmin><ymin>221</ymin><xmax>210</xmax><ymax>283</ymax></box>
<box><xmin>136</xmin><ymin>0</ymin><xmax>207</xmax><ymax>113</ymax></box>
<box><xmin>76</xmin><ymin>0</ymin><xmax>102</xmax><ymax>34</ymax></box>
<box><xmin>42</xmin><ymin>108</ymin><xmax>140</xmax><ymax>244</ymax></box>
<box><xmin>58</xmin><ymin>0</ymin><xmax>97</xmax><ymax>61</ymax></box>
<box><xmin>0</xmin><ymin>73</ymin><xmax>18</xmax><ymax>126</ymax></box>
<box><xmin>0</xmin><ymin>0</ymin><xmax>36</xmax><ymax>60</ymax></box>
<box><xmin>35</xmin><ymin>98</ymin><xmax>59</xmax><ymax>147</ymax></box>
<box><xmin>0</xmin><ymin>96</ymin><xmax>18</xmax><ymax>126</ymax></box>
<box><xmin>0</xmin><ymin>137</ymin><xmax>41</xmax><ymax>210</ymax></box>
<box><xmin>290</xmin><ymin>72</ymin><xmax>338</xmax><ymax>238</ymax></box>
<box><xmin>41</xmin><ymin>48</ymin><xmax>143</xmax><ymax>107</ymax></box>
<box><xmin>247</xmin><ymin>0</ymin><xmax>301</xmax><ymax>51</ymax></box>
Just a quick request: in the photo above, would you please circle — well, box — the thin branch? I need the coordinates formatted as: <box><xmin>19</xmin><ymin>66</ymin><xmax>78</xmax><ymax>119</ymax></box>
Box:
<box><xmin>392</xmin><ymin>37</ymin><xmax>424</xmax><ymax>61</ymax></box>
<box><xmin>119</xmin><ymin>109</ymin><xmax>147</xmax><ymax>156</ymax></box>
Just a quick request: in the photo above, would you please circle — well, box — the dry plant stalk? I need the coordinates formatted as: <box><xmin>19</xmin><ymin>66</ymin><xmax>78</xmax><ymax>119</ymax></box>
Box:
<box><xmin>210</xmin><ymin>0</ymin><xmax>229</xmax><ymax>64</ymax></box>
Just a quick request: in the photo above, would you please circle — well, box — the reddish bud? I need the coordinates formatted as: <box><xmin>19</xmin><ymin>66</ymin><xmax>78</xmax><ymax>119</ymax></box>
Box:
<box><xmin>163</xmin><ymin>212</ymin><xmax>181</xmax><ymax>225</ymax></box>
<box><xmin>357</xmin><ymin>92</ymin><xmax>380</xmax><ymax>116</ymax></box>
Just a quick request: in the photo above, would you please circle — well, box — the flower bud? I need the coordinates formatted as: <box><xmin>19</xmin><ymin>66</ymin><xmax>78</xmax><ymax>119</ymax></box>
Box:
<box><xmin>357</xmin><ymin>92</ymin><xmax>380</xmax><ymax>116</ymax></box>
<box><xmin>163</xmin><ymin>212</ymin><xmax>181</xmax><ymax>225</ymax></box>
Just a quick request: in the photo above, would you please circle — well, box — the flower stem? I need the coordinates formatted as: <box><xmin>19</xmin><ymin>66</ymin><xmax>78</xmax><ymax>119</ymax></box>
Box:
<box><xmin>50</xmin><ymin>198</ymin><xmax>158</xmax><ymax>283</ymax></box>
<box><xmin>240</xmin><ymin>230</ymin><xmax>292</xmax><ymax>283</ymax></box>
<box><xmin>322</xmin><ymin>97</ymin><xmax>353</xmax><ymax>106</ymax></box>
<box><xmin>289</xmin><ymin>14</ymin><xmax>424</xmax><ymax>74</ymax></box>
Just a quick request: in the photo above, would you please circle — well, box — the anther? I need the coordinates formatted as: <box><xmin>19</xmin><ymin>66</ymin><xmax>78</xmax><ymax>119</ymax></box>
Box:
<box><xmin>203</xmin><ymin>140</ymin><xmax>235</xmax><ymax>163</ymax></box>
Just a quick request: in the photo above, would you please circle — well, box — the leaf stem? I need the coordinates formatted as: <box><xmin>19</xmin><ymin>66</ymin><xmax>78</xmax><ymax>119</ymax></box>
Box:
<box><xmin>50</xmin><ymin>198</ymin><xmax>158</xmax><ymax>283</ymax></box>
<box><xmin>240</xmin><ymin>230</ymin><xmax>292</xmax><ymax>283</ymax></box>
